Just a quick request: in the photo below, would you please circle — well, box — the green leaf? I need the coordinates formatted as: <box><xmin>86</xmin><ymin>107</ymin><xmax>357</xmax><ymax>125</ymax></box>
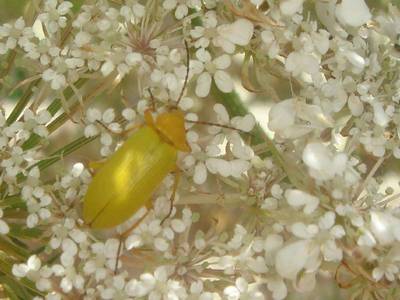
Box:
<box><xmin>0</xmin><ymin>236</ymin><xmax>29</xmax><ymax>259</ymax></box>
<box><xmin>1</xmin><ymin>195</ymin><xmax>26</xmax><ymax>209</ymax></box>
<box><xmin>1</xmin><ymin>275</ymin><xmax>32</xmax><ymax>300</ymax></box>
<box><xmin>9</xmin><ymin>224</ymin><xmax>42</xmax><ymax>239</ymax></box>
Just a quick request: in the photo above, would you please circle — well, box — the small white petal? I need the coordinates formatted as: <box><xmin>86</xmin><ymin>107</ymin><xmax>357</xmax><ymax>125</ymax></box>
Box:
<box><xmin>213</xmin><ymin>104</ymin><xmax>230</xmax><ymax>123</ymax></box>
<box><xmin>154</xmin><ymin>238</ymin><xmax>169</xmax><ymax>251</ymax></box>
<box><xmin>195</xmin><ymin>72</ymin><xmax>212</xmax><ymax>97</ymax></box>
<box><xmin>74</xmin><ymin>31</ymin><xmax>91</xmax><ymax>47</ymax></box>
<box><xmin>125</xmin><ymin>234</ymin><xmax>143</xmax><ymax>250</ymax></box>
<box><xmin>275</xmin><ymin>240</ymin><xmax>310</xmax><ymax>279</ymax></box>
<box><xmin>335</xmin><ymin>0</ymin><xmax>371</xmax><ymax>27</ymax></box>
<box><xmin>194</xmin><ymin>162</ymin><xmax>207</xmax><ymax>185</ymax></box>
<box><xmin>214</xmin><ymin>70</ymin><xmax>233</xmax><ymax>93</ymax></box>
<box><xmin>213</xmin><ymin>54</ymin><xmax>231</xmax><ymax>70</ymax></box>
<box><xmin>218</xmin><ymin>19</ymin><xmax>254</xmax><ymax>46</ymax></box>
<box><xmin>280</xmin><ymin>0</ymin><xmax>304</xmax><ymax>16</ymax></box>
<box><xmin>171</xmin><ymin>219</ymin><xmax>185</xmax><ymax>233</ymax></box>
<box><xmin>122</xmin><ymin>108</ymin><xmax>136</xmax><ymax>121</ymax></box>
<box><xmin>0</xmin><ymin>220</ymin><xmax>9</xmax><ymax>234</ymax></box>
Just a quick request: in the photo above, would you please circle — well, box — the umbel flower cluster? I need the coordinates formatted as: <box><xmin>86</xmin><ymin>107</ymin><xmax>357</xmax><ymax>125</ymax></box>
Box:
<box><xmin>1</xmin><ymin>0</ymin><xmax>400</xmax><ymax>299</ymax></box>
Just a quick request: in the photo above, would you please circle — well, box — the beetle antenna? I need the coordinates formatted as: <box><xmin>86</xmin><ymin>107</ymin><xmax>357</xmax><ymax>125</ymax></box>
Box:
<box><xmin>185</xmin><ymin>119</ymin><xmax>251</xmax><ymax>135</ymax></box>
<box><xmin>148</xmin><ymin>88</ymin><xmax>156</xmax><ymax>111</ymax></box>
<box><xmin>175</xmin><ymin>40</ymin><xmax>190</xmax><ymax>106</ymax></box>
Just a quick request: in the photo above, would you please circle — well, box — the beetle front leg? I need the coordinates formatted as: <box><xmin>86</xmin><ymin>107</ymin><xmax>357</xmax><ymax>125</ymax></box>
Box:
<box><xmin>161</xmin><ymin>168</ymin><xmax>181</xmax><ymax>225</ymax></box>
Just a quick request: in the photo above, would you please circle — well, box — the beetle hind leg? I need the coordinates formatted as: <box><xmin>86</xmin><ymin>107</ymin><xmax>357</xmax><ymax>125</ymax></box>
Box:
<box><xmin>113</xmin><ymin>209</ymin><xmax>150</xmax><ymax>274</ymax></box>
<box><xmin>161</xmin><ymin>169</ymin><xmax>181</xmax><ymax>225</ymax></box>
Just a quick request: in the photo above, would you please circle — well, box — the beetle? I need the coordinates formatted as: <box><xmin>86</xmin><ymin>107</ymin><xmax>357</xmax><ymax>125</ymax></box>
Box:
<box><xmin>82</xmin><ymin>108</ymin><xmax>191</xmax><ymax>229</ymax></box>
<box><xmin>83</xmin><ymin>41</ymin><xmax>191</xmax><ymax>230</ymax></box>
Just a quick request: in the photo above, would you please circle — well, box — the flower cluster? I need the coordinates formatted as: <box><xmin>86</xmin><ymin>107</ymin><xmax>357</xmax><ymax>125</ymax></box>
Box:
<box><xmin>0</xmin><ymin>0</ymin><xmax>400</xmax><ymax>299</ymax></box>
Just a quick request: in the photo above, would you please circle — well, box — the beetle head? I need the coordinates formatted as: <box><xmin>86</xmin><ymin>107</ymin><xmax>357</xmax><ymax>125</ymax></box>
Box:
<box><xmin>148</xmin><ymin>109</ymin><xmax>191</xmax><ymax>153</ymax></box>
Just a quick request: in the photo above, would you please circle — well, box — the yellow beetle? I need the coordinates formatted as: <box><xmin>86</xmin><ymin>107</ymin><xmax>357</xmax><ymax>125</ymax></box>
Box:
<box><xmin>82</xmin><ymin>108</ymin><xmax>191</xmax><ymax>229</ymax></box>
<box><xmin>83</xmin><ymin>40</ymin><xmax>192</xmax><ymax>229</ymax></box>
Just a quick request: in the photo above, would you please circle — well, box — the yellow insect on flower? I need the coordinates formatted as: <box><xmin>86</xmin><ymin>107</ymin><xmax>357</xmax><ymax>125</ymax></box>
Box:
<box><xmin>82</xmin><ymin>108</ymin><xmax>191</xmax><ymax>229</ymax></box>
<box><xmin>83</xmin><ymin>41</ymin><xmax>191</xmax><ymax>229</ymax></box>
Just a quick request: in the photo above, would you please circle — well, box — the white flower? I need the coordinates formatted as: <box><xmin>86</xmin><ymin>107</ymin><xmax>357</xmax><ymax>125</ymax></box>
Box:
<box><xmin>12</xmin><ymin>255</ymin><xmax>54</xmax><ymax>292</ymax></box>
<box><xmin>190</xmin><ymin>11</ymin><xmax>219</xmax><ymax>49</ymax></box>
<box><xmin>372</xmin><ymin>253</ymin><xmax>400</xmax><ymax>282</ymax></box>
<box><xmin>216</xmin><ymin>19</ymin><xmax>254</xmax><ymax>53</ymax></box>
<box><xmin>74</xmin><ymin>31</ymin><xmax>91</xmax><ymax>47</ymax></box>
<box><xmin>0</xmin><ymin>17</ymin><xmax>33</xmax><ymax>54</ymax></box>
<box><xmin>280</xmin><ymin>0</ymin><xmax>304</xmax><ymax>16</ymax></box>
<box><xmin>268</xmin><ymin>99</ymin><xmax>333</xmax><ymax>139</ymax></box>
<box><xmin>266</xmin><ymin>276</ymin><xmax>287</xmax><ymax>300</ymax></box>
<box><xmin>285</xmin><ymin>189</ymin><xmax>319</xmax><ymax>214</ymax></box>
<box><xmin>39</xmin><ymin>0</ymin><xmax>73</xmax><ymax>34</ymax></box>
<box><xmin>336</xmin><ymin>205</ymin><xmax>364</xmax><ymax>228</ymax></box>
<box><xmin>139</xmin><ymin>266</ymin><xmax>188</xmax><ymax>300</ymax></box>
<box><xmin>42</xmin><ymin>68</ymin><xmax>67</xmax><ymax>90</ymax></box>
<box><xmin>194</xmin><ymin>50</ymin><xmax>233</xmax><ymax>97</ymax></box>
<box><xmin>224</xmin><ymin>278</ymin><xmax>264</xmax><ymax>300</ymax></box>
<box><xmin>335</xmin><ymin>0</ymin><xmax>371</xmax><ymax>27</ymax></box>
<box><xmin>370</xmin><ymin>211</ymin><xmax>400</xmax><ymax>246</ymax></box>
<box><xmin>373</xmin><ymin>263</ymin><xmax>399</xmax><ymax>282</ymax></box>
<box><xmin>21</xmin><ymin>109</ymin><xmax>52</xmax><ymax>138</ymax></box>
<box><xmin>163</xmin><ymin>0</ymin><xmax>201</xmax><ymax>19</ymax></box>
<box><xmin>285</xmin><ymin>52</ymin><xmax>322</xmax><ymax>85</ymax></box>
<box><xmin>83</xmin><ymin>107</ymin><xmax>121</xmax><ymax>156</ymax></box>
<box><xmin>185</xmin><ymin>104</ymin><xmax>254</xmax><ymax>184</ymax></box>
<box><xmin>275</xmin><ymin>240</ymin><xmax>314</xmax><ymax>280</ymax></box>
<box><xmin>120</xmin><ymin>1</ymin><xmax>146</xmax><ymax>21</ymax></box>
<box><xmin>302</xmin><ymin>143</ymin><xmax>348</xmax><ymax>181</ymax></box>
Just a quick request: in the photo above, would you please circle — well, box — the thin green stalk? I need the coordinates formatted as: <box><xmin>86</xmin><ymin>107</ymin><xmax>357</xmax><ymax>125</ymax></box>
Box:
<box><xmin>5</xmin><ymin>79</ymin><xmax>41</xmax><ymax>126</ymax></box>
<box><xmin>15</xmin><ymin>134</ymin><xmax>98</xmax><ymax>184</ymax></box>
<box><xmin>0</xmin><ymin>236</ymin><xmax>29</xmax><ymax>260</ymax></box>
<box><xmin>22</xmin><ymin>76</ymin><xmax>112</xmax><ymax>151</ymax></box>
<box><xmin>29</xmin><ymin>135</ymin><xmax>98</xmax><ymax>172</ymax></box>
<box><xmin>211</xmin><ymin>85</ymin><xmax>268</xmax><ymax>146</ymax></box>
<box><xmin>0</xmin><ymin>50</ymin><xmax>17</xmax><ymax>81</ymax></box>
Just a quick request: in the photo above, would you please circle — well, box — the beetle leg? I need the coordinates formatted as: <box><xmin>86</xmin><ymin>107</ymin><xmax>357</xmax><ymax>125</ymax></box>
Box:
<box><xmin>148</xmin><ymin>88</ymin><xmax>156</xmax><ymax>111</ymax></box>
<box><xmin>87</xmin><ymin>158</ymin><xmax>108</xmax><ymax>175</ymax></box>
<box><xmin>161</xmin><ymin>168</ymin><xmax>181</xmax><ymax>225</ymax></box>
<box><xmin>114</xmin><ymin>209</ymin><xmax>150</xmax><ymax>274</ymax></box>
<box><xmin>119</xmin><ymin>122</ymin><xmax>144</xmax><ymax>138</ymax></box>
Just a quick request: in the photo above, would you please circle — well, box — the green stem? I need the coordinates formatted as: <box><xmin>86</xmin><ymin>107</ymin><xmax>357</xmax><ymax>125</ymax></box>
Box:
<box><xmin>22</xmin><ymin>76</ymin><xmax>111</xmax><ymax>151</ymax></box>
<box><xmin>29</xmin><ymin>135</ymin><xmax>98</xmax><ymax>172</ymax></box>
<box><xmin>5</xmin><ymin>79</ymin><xmax>41</xmax><ymax>126</ymax></box>
<box><xmin>16</xmin><ymin>134</ymin><xmax>98</xmax><ymax>184</ymax></box>
<box><xmin>211</xmin><ymin>84</ymin><xmax>268</xmax><ymax>146</ymax></box>
<box><xmin>0</xmin><ymin>50</ymin><xmax>17</xmax><ymax>81</ymax></box>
